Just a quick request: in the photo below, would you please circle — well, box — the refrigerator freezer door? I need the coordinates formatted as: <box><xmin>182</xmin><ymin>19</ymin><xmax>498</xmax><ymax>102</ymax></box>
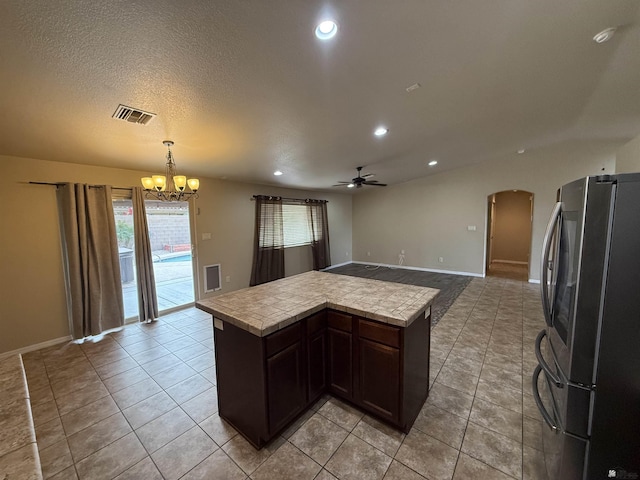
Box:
<box><xmin>533</xmin><ymin>364</ymin><xmax>589</xmax><ymax>480</ymax></box>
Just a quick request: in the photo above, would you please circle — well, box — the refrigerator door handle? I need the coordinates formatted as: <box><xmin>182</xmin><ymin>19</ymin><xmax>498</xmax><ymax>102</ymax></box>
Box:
<box><xmin>532</xmin><ymin>364</ymin><xmax>559</xmax><ymax>432</ymax></box>
<box><xmin>535</xmin><ymin>330</ymin><xmax>563</xmax><ymax>388</ymax></box>
<box><xmin>541</xmin><ymin>201</ymin><xmax>562</xmax><ymax>326</ymax></box>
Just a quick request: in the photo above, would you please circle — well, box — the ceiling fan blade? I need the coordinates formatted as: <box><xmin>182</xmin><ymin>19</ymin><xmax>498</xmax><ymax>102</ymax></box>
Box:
<box><xmin>333</xmin><ymin>167</ymin><xmax>385</xmax><ymax>188</ymax></box>
<box><xmin>363</xmin><ymin>181</ymin><xmax>387</xmax><ymax>186</ymax></box>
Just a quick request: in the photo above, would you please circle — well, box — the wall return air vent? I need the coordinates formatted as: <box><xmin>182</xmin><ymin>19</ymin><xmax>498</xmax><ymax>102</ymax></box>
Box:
<box><xmin>112</xmin><ymin>104</ymin><xmax>156</xmax><ymax>125</ymax></box>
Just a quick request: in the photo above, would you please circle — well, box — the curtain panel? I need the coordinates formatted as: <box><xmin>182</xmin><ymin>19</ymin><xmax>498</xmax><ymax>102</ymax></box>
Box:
<box><xmin>132</xmin><ymin>187</ymin><xmax>159</xmax><ymax>322</ymax></box>
<box><xmin>57</xmin><ymin>183</ymin><xmax>124</xmax><ymax>339</ymax></box>
<box><xmin>307</xmin><ymin>200</ymin><xmax>331</xmax><ymax>270</ymax></box>
<box><xmin>250</xmin><ymin>196</ymin><xmax>285</xmax><ymax>286</ymax></box>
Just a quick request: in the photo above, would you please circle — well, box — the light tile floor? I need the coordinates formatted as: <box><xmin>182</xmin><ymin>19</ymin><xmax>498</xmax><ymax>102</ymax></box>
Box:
<box><xmin>22</xmin><ymin>276</ymin><xmax>549</xmax><ymax>480</ymax></box>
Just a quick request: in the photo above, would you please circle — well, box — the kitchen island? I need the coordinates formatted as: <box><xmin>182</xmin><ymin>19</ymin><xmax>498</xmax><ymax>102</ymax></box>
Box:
<box><xmin>196</xmin><ymin>270</ymin><xmax>438</xmax><ymax>449</ymax></box>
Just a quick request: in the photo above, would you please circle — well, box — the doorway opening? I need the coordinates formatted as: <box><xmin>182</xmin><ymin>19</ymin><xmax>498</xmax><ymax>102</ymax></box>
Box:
<box><xmin>113</xmin><ymin>198</ymin><xmax>195</xmax><ymax>321</ymax></box>
<box><xmin>486</xmin><ymin>190</ymin><xmax>533</xmax><ymax>281</ymax></box>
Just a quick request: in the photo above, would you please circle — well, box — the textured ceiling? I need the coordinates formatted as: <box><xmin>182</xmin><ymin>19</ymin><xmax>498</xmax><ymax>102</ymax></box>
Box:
<box><xmin>1</xmin><ymin>1</ymin><xmax>639</xmax><ymax>191</ymax></box>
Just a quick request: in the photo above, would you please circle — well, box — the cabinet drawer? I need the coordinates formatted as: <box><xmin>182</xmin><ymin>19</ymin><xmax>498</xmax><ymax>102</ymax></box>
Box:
<box><xmin>358</xmin><ymin>318</ymin><xmax>400</xmax><ymax>348</ymax></box>
<box><xmin>265</xmin><ymin>322</ymin><xmax>302</xmax><ymax>357</ymax></box>
<box><xmin>328</xmin><ymin>311</ymin><xmax>352</xmax><ymax>332</ymax></box>
<box><xmin>307</xmin><ymin>311</ymin><xmax>326</xmax><ymax>336</ymax></box>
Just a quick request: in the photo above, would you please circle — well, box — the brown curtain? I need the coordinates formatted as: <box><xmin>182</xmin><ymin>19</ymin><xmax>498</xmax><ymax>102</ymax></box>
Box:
<box><xmin>57</xmin><ymin>183</ymin><xmax>124</xmax><ymax>339</ymax></box>
<box><xmin>250</xmin><ymin>196</ymin><xmax>285</xmax><ymax>286</ymax></box>
<box><xmin>307</xmin><ymin>200</ymin><xmax>331</xmax><ymax>270</ymax></box>
<box><xmin>132</xmin><ymin>187</ymin><xmax>158</xmax><ymax>322</ymax></box>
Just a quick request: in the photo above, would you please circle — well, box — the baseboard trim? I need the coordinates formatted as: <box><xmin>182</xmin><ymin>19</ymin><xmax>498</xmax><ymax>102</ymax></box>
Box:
<box><xmin>0</xmin><ymin>336</ymin><xmax>73</xmax><ymax>361</ymax></box>
<box><xmin>331</xmin><ymin>261</ymin><xmax>484</xmax><ymax>278</ymax></box>
<box><xmin>323</xmin><ymin>261</ymin><xmax>352</xmax><ymax>271</ymax></box>
<box><xmin>491</xmin><ymin>260</ymin><xmax>529</xmax><ymax>265</ymax></box>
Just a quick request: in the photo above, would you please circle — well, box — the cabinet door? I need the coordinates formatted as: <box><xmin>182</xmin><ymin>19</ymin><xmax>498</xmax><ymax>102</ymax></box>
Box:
<box><xmin>328</xmin><ymin>327</ymin><xmax>353</xmax><ymax>399</ymax></box>
<box><xmin>308</xmin><ymin>329</ymin><xmax>327</xmax><ymax>402</ymax></box>
<box><xmin>266</xmin><ymin>341</ymin><xmax>305</xmax><ymax>434</ymax></box>
<box><xmin>359</xmin><ymin>338</ymin><xmax>400</xmax><ymax>422</ymax></box>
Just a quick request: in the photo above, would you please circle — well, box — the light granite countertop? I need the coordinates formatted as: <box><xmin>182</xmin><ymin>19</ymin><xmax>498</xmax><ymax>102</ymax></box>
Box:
<box><xmin>196</xmin><ymin>270</ymin><xmax>439</xmax><ymax>337</ymax></box>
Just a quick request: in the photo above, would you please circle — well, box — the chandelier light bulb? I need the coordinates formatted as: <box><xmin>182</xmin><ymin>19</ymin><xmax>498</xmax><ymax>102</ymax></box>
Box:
<box><xmin>187</xmin><ymin>178</ymin><xmax>200</xmax><ymax>191</ymax></box>
<box><xmin>173</xmin><ymin>175</ymin><xmax>187</xmax><ymax>191</ymax></box>
<box><xmin>141</xmin><ymin>177</ymin><xmax>154</xmax><ymax>189</ymax></box>
<box><xmin>152</xmin><ymin>175</ymin><xmax>166</xmax><ymax>191</ymax></box>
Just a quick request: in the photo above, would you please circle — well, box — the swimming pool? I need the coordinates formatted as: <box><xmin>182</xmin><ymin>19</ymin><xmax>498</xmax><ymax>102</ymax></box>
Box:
<box><xmin>156</xmin><ymin>254</ymin><xmax>192</xmax><ymax>263</ymax></box>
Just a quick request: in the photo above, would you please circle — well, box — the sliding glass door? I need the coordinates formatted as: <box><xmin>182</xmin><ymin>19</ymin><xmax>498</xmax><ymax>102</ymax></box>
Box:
<box><xmin>113</xmin><ymin>199</ymin><xmax>138</xmax><ymax>319</ymax></box>
<box><xmin>113</xmin><ymin>197</ymin><xmax>195</xmax><ymax>321</ymax></box>
<box><xmin>145</xmin><ymin>200</ymin><xmax>195</xmax><ymax>312</ymax></box>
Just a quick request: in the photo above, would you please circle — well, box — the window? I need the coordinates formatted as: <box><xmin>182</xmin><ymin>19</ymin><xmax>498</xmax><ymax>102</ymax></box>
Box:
<box><xmin>282</xmin><ymin>204</ymin><xmax>312</xmax><ymax>247</ymax></box>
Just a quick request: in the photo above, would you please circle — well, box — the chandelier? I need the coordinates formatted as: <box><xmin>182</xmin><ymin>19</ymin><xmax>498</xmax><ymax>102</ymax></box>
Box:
<box><xmin>141</xmin><ymin>141</ymin><xmax>200</xmax><ymax>201</ymax></box>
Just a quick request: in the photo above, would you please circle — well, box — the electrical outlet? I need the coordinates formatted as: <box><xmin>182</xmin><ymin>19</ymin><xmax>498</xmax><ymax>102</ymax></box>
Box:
<box><xmin>367</xmin><ymin>251</ymin><xmax>371</xmax><ymax>257</ymax></box>
<box><xmin>202</xmin><ymin>232</ymin><xmax>212</xmax><ymax>240</ymax></box>
<box><xmin>225</xmin><ymin>276</ymin><xmax>231</xmax><ymax>283</ymax></box>
<box><xmin>438</xmin><ymin>257</ymin><xmax>444</xmax><ymax>263</ymax></box>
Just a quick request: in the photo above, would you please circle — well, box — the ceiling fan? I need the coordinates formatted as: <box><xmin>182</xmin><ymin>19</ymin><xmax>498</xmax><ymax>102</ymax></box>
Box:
<box><xmin>333</xmin><ymin>166</ymin><xmax>387</xmax><ymax>189</ymax></box>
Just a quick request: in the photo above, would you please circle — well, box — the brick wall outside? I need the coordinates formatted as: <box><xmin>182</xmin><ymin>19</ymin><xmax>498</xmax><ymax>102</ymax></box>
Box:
<box><xmin>113</xmin><ymin>202</ymin><xmax>191</xmax><ymax>252</ymax></box>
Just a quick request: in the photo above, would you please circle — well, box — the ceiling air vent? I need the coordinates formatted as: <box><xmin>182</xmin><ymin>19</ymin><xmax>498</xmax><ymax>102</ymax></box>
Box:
<box><xmin>112</xmin><ymin>104</ymin><xmax>156</xmax><ymax>125</ymax></box>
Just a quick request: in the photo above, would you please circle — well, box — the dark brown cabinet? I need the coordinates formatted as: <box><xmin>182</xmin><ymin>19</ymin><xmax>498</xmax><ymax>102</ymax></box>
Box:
<box><xmin>307</xmin><ymin>312</ymin><xmax>327</xmax><ymax>402</ymax></box>
<box><xmin>212</xmin><ymin>307</ymin><xmax>430</xmax><ymax>449</ymax></box>
<box><xmin>327</xmin><ymin>311</ymin><xmax>354</xmax><ymax>399</ymax></box>
<box><xmin>358</xmin><ymin>338</ymin><xmax>400</xmax><ymax>422</ymax></box>
<box><xmin>266</xmin><ymin>340</ymin><xmax>305</xmax><ymax>434</ymax></box>
<box><xmin>328</xmin><ymin>327</ymin><xmax>353</xmax><ymax>399</ymax></box>
<box><xmin>356</xmin><ymin>318</ymin><xmax>401</xmax><ymax>422</ymax></box>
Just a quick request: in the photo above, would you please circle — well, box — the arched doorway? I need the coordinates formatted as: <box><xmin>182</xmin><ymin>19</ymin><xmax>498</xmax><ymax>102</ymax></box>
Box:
<box><xmin>485</xmin><ymin>190</ymin><xmax>533</xmax><ymax>281</ymax></box>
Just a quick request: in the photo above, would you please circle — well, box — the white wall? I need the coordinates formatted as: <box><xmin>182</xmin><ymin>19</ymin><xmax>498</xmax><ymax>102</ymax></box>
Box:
<box><xmin>191</xmin><ymin>175</ymin><xmax>352</xmax><ymax>299</ymax></box>
<box><xmin>616</xmin><ymin>133</ymin><xmax>640</xmax><ymax>173</ymax></box>
<box><xmin>1</xmin><ymin>155</ymin><xmax>352</xmax><ymax>354</ymax></box>
<box><xmin>352</xmin><ymin>141</ymin><xmax>616</xmax><ymax>280</ymax></box>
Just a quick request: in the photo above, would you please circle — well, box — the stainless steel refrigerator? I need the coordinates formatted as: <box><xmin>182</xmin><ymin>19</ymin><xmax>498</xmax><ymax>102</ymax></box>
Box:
<box><xmin>533</xmin><ymin>173</ymin><xmax>640</xmax><ymax>480</ymax></box>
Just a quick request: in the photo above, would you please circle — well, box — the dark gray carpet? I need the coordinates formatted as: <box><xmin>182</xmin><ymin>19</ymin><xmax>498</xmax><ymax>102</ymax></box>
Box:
<box><xmin>326</xmin><ymin>263</ymin><xmax>472</xmax><ymax>327</ymax></box>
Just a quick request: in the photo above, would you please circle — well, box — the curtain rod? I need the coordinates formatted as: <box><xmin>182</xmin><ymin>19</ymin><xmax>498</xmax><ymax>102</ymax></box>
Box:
<box><xmin>29</xmin><ymin>181</ymin><xmax>132</xmax><ymax>191</ymax></box>
<box><xmin>251</xmin><ymin>195</ymin><xmax>328</xmax><ymax>203</ymax></box>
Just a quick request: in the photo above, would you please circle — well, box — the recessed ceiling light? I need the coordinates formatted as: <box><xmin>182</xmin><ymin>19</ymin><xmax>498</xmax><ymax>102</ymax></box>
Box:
<box><xmin>374</xmin><ymin>126</ymin><xmax>389</xmax><ymax>137</ymax></box>
<box><xmin>428</xmin><ymin>160</ymin><xmax>438</xmax><ymax>166</ymax></box>
<box><xmin>315</xmin><ymin>20</ymin><xmax>338</xmax><ymax>40</ymax></box>
<box><xmin>593</xmin><ymin>27</ymin><xmax>616</xmax><ymax>44</ymax></box>
<box><xmin>347</xmin><ymin>183</ymin><xmax>355</xmax><ymax>188</ymax></box>
<box><xmin>273</xmin><ymin>170</ymin><xmax>283</xmax><ymax>176</ymax></box>
<box><xmin>517</xmin><ymin>149</ymin><xmax>525</xmax><ymax>154</ymax></box>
